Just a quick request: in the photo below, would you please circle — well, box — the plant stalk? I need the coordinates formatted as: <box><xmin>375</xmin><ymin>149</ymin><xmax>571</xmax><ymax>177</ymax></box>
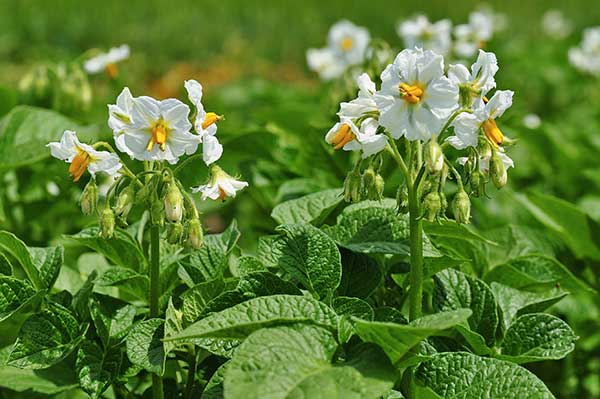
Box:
<box><xmin>149</xmin><ymin>225</ymin><xmax>164</xmax><ymax>399</ymax></box>
<box><xmin>407</xmin><ymin>184</ymin><xmax>423</xmax><ymax>321</ymax></box>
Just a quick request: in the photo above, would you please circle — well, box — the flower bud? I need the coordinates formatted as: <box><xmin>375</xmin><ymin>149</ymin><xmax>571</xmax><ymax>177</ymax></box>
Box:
<box><xmin>343</xmin><ymin>170</ymin><xmax>362</xmax><ymax>203</ymax></box>
<box><xmin>423</xmin><ymin>191</ymin><xmax>442</xmax><ymax>222</ymax></box>
<box><xmin>167</xmin><ymin>222</ymin><xmax>184</xmax><ymax>244</ymax></box>
<box><xmin>150</xmin><ymin>195</ymin><xmax>164</xmax><ymax>227</ymax></box>
<box><xmin>114</xmin><ymin>185</ymin><xmax>135</xmax><ymax>220</ymax></box>
<box><xmin>187</xmin><ymin>218</ymin><xmax>204</xmax><ymax>249</ymax></box>
<box><xmin>424</xmin><ymin>138</ymin><xmax>444</xmax><ymax>175</ymax></box>
<box><xmin>100</xmin><ymin>207</ymin><xmax>115</xmax><ymax>239</ymax></box>
<box><xmin>164</xmin><ymin>182</ymin><xmax>183</xmax><ymax>222</ymax></box>
<box><xmin>469</xmin><ymin>170</ymin><xmax>483</xmax><ymax>197</ymax></box>
<box><xmin>452</xmin><ymin>189</ymin><xmax>471</xmax><ymax>224</ymax></box>
<box><xmin>362</xmin><ymin>168</ymin><xmax>376</xmax><ymax>190</ymax></box>
<box><xmin>371</xmin><ymin>174</ymin><xmax>385</xmax><ymax>200</ymax></box>
<box><xmin>396</xmin><ymin>186</ymin><xmax>409</xmax><ymax>214</ymax></box>
<box><xmin>80</xmin><ymin>180</ymin><xmax>98</xmax><ymax>215</ymax></box>
<box><xmin>490</xmin><ymin>152</ymin><xmax>507</xmax><ymax>189</ymax></box>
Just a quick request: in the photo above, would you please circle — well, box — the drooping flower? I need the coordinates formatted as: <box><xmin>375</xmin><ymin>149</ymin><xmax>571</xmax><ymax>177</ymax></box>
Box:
<box><xmin>541</xmin><ymin>10</ymin><xmax>572</xmax><ymax>39</ymax></box>
<box><xmin>448</xmin><ymin>50</ymin><xmax>498</xmax><ymax>105</ymax></box>
<box><xmin>84</xmin><ymin>45</ymin><xmax>130</xmax><ymax>78</ymax></box>
<box><xmin>47</xmin><ymin>130</ymin><xmax>122</xmax><ymax>182</ymax></box>
<box><xmin>453</xmin><ymin>12</ymin><xmax>493</xmax><ymax>58</ymax></box>
<box><xmin>397</xmin><ymin>15</ymin><xmax>452</xmax><ymax>56</ymax></box>
<box><xmin>307</xmin><ymin>20</ymin><xmax>370</xmax><ymax>80</ymax></box>
<box><xmin>448</xmin><ymin>90</ymin><xmax>513</xmax><ymax>149</ymax></box>
<box><xmin>325</xmin><ymin>73</ymin><xmax>387</xmax><ymax>158</ymax></box>
<box><xmin>375</xmin><ymin>48</ymin><xmax>458</xmax><ymax>141</ymax></box>
<box><xmin>184</xmin><ymin>79</ymin><xmax>223</xmax><ymax>165</ymax></box>
<box><xmin>569</xmin><ymin>27</ymin><xmax>600</xmax><ymax>76</ymax></box>
<box><xmin>110</xmin><ymin>90</ymin><xmax>199</xmax><ymax>164</ymax></box>
<box><xmin>192</xmin><ymin>164</ymin><xmax>248</xmax><ymax>200</ymax></box>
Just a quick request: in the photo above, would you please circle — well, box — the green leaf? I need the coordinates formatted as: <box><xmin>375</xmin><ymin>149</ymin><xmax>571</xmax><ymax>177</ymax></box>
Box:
<box><xmin>323</xmin><ymin>200</ymin><xmax>439</xmax><ymax>256</ymax></box>
<box><xmin>203</xmin><ymin>362</ymin><xmax>228</xmax><ymax>399</ymax></box>
<box><xmin>67</xmin><ymin>227</ymin><xmax>146</xmax><ymax>272</ymax></box>
<box><xmin>164</xmin><ymin>298</ymin><xmax>183</xmax><ymax>355</ymax></box>
<box><xmin>0</xmin><ymin>105</ymin><xmax>98</xmax><ymax>170</ymax></box>
<box><xmin>90</xmin><ymin>294</ymin><xmax>137</xmax><ymax>346</ymax></box>
<box><xmin>180</xmin><ymin>221</ymin><xmax>241</xmax><ymax>283</ymax></box>
<box><xmin>72</xmin><ymin>270</ymin><xmax>98</xmax><ymax>319</ymax></box>
<box><xmin>433</xmin><ymin>269</ymin><xmax>499</xmax><ymax>346</ymax></box>
<box><xmin>182</xmin><ymin>279</ymin><xmax>229</xmax><ymax>325</ymax></box>
<box><xmin>0</xmin><ymin>346</ymin><xmax>78</xmax><ymax>394</ymax></box>
<box><xmin>165</xmin><ymin>295</ymin><xmax>339</xmax><ymax>356</ymax></box>
<box><xmin>236</xmin><ymin>255</ymin><xmax>268</xmax><ymax>275</ymax></box>
<box><xmin>0</xmin><ymin>276</ymin><xmax>39</xmax><ymax>323</ymax></box>
<box><xmin>224</xmin><ymin>324</ymin><xmax>396</xmax><ymax>399</ymax></box>
<box><xmin>94</xmin><ymin>266</ymin><xmax>148</xmax><ymax>299</ymax></box>
<box><xmin>76</xmin><ymin>340</ymin><xmax>122</xmax><ymax>399</ymax></box>
<box><xmin>516</xmin><ymin>192</ymin><xmax>600</xmax><ymax>260</ymax></box>
<box><xmin>202</xmin><ymin>271</ymin><xmax>302</xmax><ymax>317</ymax></box>
<box><xmin>271</xmin><ymin>188</ymin><xmax>343</xmax><ymax>225</ymax></box>
<box><xmin>353</xmin><ymin>309</ymin><xmax>472</xmax><ymax>364</ymax></box>
<box><xmin>498</xmin><ymin>313</ymin><xmax>577</xmax><ymax>364</ymax></box>
<box><xmin>0</xmin><ymin>251</ymin><xmax>13</xmax><ymax>275</ymax></box>
<box><xmin>126</xmin><ymin>318</ymin><xmax>165</xmax><ymax>375</ymax></box>
<box><xmin>414</xmin><ymin>352</ymin><xmax>555</xmax><ymax>398</ymax></box>
<box><xmin>491</xmin><ymin>283</ymin><xmax>568</xmax><ymax>331</ymax></box>
<box><xmin>0</xmin><ymin>231</ymin><xmax>43</xmax><ymax>289</ymax></box>
<box><xmin>28</xmin><ymin>245</ymin><xmax>63</xmax><ymax>289</ymax></box>
<box><xmin>484</xmin><ymin>254</ymin><xmax>594</xmax><ymax>293</ymax></box>
<box><xmin>8</xmin><ymin>302</ymin><xmax>86</xmax><ymax>369</ymax></box>
<box><xmin>333</xmin><ymin>296</ymin><xmax>374</xmax><ymax>343</ymax></box>
<box><xmin>424</xmin><ymin>221</ymin><xmax>497</xmax><ymax>246</ymax></box>
<box><xmin>270</xmin><ymin>224</ymin><xmax>342</xmax><ymax>300</ymax></box>
<box><xmin>337</xmin><ymin>250</ymin><xmax>383</xmax><ymax>298</ymax></box>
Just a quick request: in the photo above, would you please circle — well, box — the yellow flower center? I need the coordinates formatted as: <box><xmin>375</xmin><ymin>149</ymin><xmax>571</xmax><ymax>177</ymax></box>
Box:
<box><xmin>399</xmin><ymin>83</ymin><xmax>424</xmax><ymax>104</ymax></box>
<box><xmin>105</xmin><ymin>63</ymin><xmax>118</xmax><ymax>79</ymax></box>
<box><xmin>330</xmin><ymin>123</ymin><xmax>356</xmax><ymax>150</ymax></box>
<box><xmin>482</xmin><ymin>118</ymin><xmax>504</xmax><ymax>147</ymax></box>
<box><xmin>202</xmin><ymin>112</ymin><xmax>222</xmax><ymax>130</ymax></box>
<box><xmin>147</xmin><ymin>119</ymin><xmax>169</xmax><ymax>152</ymax></box>
<box><xmin>340</xmin><ymin>37</ymin><xmax>354</xmax><ymax>52</ymax></box>
<box><xmin>69</xmin><ymin>148</ymin><xmax>92</xmax><ymax>182</ymax></box>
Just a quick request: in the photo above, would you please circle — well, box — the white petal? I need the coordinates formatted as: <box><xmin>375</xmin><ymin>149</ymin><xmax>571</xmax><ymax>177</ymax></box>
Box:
<box><xmin>485</xmin><ymin>90</ymin><xmax>513</xmax><ymax>119</ymax></box>
<box><xmin>449</xmin><ymin>112</ymin><xmax>481</xmax><ymax>149</ymax></box>
<box><xmin>184</xmin><ymin>79</ymin><xmax>203</xmax><ymax>107</ymax></box>
<box><xmin>202</xmin><ymin>134</ymin><xmax>223</xmax><ymax>165</ymax></box>
<box><xmin>448</xmin><ymin>64</ymin><xmax>470</xmax><ymax>85</ymax></box>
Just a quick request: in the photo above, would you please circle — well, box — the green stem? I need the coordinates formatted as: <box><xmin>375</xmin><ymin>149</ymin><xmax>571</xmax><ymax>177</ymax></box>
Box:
<box><xmin>149</xmin><ymin>225</ymin><xmax>164</xmax><ymax>399</ymax></box>
<box><xmin>407</xmin><ymin>184</ymin><xmax>423</xmax><ymax>321</ymax></box>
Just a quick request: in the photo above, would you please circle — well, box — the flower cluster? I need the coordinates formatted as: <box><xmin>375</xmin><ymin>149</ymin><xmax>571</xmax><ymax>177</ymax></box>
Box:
<box><xmin>307</xmin><ymin>20</ymin><xmax>370</xmax><ymax>80</ymax></box>
<box><xmin>397</xmin><ymin>11</ymin><xmax>500</xmax><ymax>59</ymax></box>
<box><xmin>569</xmin><ymin>27</ymin><xmax>600</xmax><ymax>76</ymax></box>
<box><xmin>48</xmin><ymin>79</ymin><xmax>247</xmax><ymax>245</ymax></box>
<box><xmin>325</xmin><ymin>47</ymin><xmax>515</xmax><ymax>223</ymax></box>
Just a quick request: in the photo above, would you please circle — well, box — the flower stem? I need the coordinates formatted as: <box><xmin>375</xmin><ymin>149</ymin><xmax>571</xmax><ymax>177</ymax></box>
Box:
<box><xmin>149</xmin><ymin>225</ymin><xmax>164</xmax><ymax>399</ymax></box>
<box><xmin>407</xmin><ymin>184</ymin><xmax>424</xmax><ymax>321</ymax></box>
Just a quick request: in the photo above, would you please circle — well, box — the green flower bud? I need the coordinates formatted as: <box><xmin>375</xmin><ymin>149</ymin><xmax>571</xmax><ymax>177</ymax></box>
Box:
<box><xmin>371</xmin><ymin>174</ymin><xmax>385</xmax><ymax>200</ymax></box>
<box><xmin>167</xmin><ymin>222</ymin><xmax>184</xmax><ymax>244</ymax></box>
<box><xmin>80</xmin><ymin>180</ymin><xmax>98</xmax><ymax>216</ymax></box>
<box><xmin>114</xmin><ymin>185</ymin><xmax>135</xmax><ymax>220</ymax></box>
<box><xmin>424</xmin><ymin>138</ymin><xmax>444</xmax><ymax>175</ymax></box>
<box><xmin>396</xmin><ymin>186</ymin><xmax>409</xmax><ymax>214</ymax></box>
<box><xmin>187</xmin><ymin>218</ymin><xmax>204</xmax><ymax>249</ymax></box>
<box><xmin>343</xmin><ymin>170</ymin><xmax>362</xmax><ymax>203</ymax></box>
<box><xmin>469</xmin><ymin>170</ymin><xmax>483</xmax><ymax>197</ymax></box>
<box><xmin>164</xmin><ymin>182</ymin><xmax>184</xmax><ymax>222</ymax></box>
<box><xmin>452</xmin><ymin>189</ymin><xmax>471</xmax><ymax>224</ymax></box>
<box><xmin>423</xmin><ymin>191</ymin><xmax>442</xmax><ymax>222</ymax></box>
<box><xmin>362</xmin><ymin>168</ymin><xmax>376</xmax><ymax>190</ymax></box>
<box><xmin>100</xmin><ymin>207</ymin><xmax>115</xmax><ymax>239</ymax></box>
<box><xmin>490</xmin><ymin>152</ymin><xmax>507</xmax><ymax>189</ymax></box>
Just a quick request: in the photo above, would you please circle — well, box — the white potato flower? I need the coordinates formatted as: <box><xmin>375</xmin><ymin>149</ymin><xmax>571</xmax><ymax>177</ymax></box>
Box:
<box><xmin>109</xmin><ymin>89</ymin><xmax>199</xmax><ymax>164</ymax></box>
<box><xmin>397</xmin><ymin>15</ymin><xmax>452</xmax><ymax>56</ymax></box>
<box><xmin>569</xmin><ymin>27</ymin><xmax>600</xmax><ymax>76</ymax></box>
<box><xmin>326</xmin><ymin>73</ymin><xmax>386</xmax><ymax>158</ymax></box>
<box><xmin>448</xmin><ymin>50</ymin><xmax>498</xmax><ymax>104</ymax></box>
<box><xmin>541</xmin><ymin>10</ymin><xmax>572</xmax><ymax>39</ymax></box>
<box><xmin>184</xmin><ymin>79</ymin><xmax>223</xmax><ymax>165</ymax></box>
<box><xmin>84</xmin><ymin>45</ymin><xmax>130</xmax><ymax>78</ymax></box>
<box><xmin>192</xmin><ymin>165</ymin><xmax>248</xmax><ymax>201</ymax></box>
<box><xmin>307</xmin><ymin>20</ymin><xmax>370</xmax><ymax>80</ymax></box>
<box><xmin>453</xmin><ymin>12</ymin><xmax>493</xmax><ymax>58</ymax></box>
<box><xmin>448</xmin><ymin>90</ymin><xmax>513</xmax><ymax>149</ymax></box>
<box><xmin>375</xmin><ymin>48</ymin><xmax>458</xmax><ymax>141</ymax></box>
<box><xmin>47</xmin><ymin>130</ymin><xmax>122</xmax><ymax>182</ymax></box>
